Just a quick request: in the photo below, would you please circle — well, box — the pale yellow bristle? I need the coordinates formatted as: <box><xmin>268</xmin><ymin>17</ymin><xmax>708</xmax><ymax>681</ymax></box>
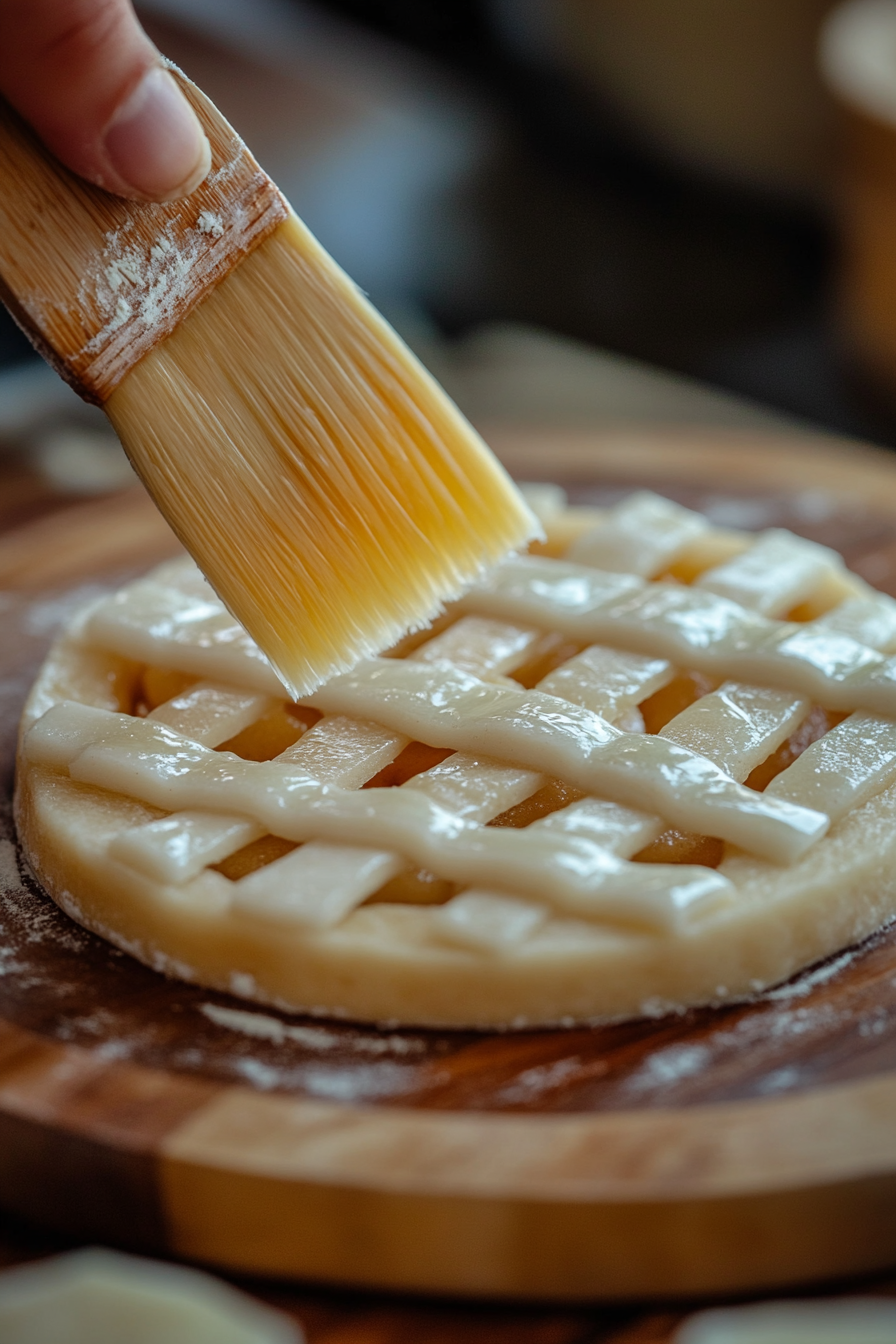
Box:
<box><xmin>106</xmin><ymin>211</ymin><xmax>537</xmax><ymax>697</ymax></box>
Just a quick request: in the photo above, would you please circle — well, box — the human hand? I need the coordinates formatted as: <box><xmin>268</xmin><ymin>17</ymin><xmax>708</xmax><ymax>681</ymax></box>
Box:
<box><xmin>0</xmin><ymin>0</ymin><xmax>210</xmax><ymax>201</ymax></box>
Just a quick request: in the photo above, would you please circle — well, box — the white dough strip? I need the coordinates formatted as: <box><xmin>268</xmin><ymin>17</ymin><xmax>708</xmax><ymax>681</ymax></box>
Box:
<box><xmin>27</xmin><ymin>684</ymin><xmax>824</xmax><ymax>865</ymax></box>
<box><xmin>184</xmin><ymin>758</ymin><xmax>623</xmax><ymax>934</ymax></box>
<box><xmin>431</xmin><ymin>891</ymin><xmax>549</xmax><ymax>951</ymax></box>
<box><xmin>230</xmin><ymin>626</ymin><xmax>550</xmax><ymax>925</ymax></box>
<box><xmin>695</xmin><ymin>528</ymin><xmax>846</xmax><ymax>617</ymax></box>
<box><xmin>303</xmin><ymin>659</ymin><xmax>825</xmax><ymax>862</ymax></box>
<box><xmin>231</xmin><ymin>842</ymin><xmax>407</xmax><ymax>929</ymax></box>
<box><xmin>537</xmin><ymin>645</ymin><xmax>673</xmax><ymax>722</ymax></box>
<box><xmin>230</xmin><ymin>618</ymin><xmax>636</xmax><ymax>927</ymax></box>
<box><xmin>110</xmin><ymin>714</ymin><xmax>408</xmax><ymax>882</ymax></box>
<box><xmin>810</xmin><ymin>594</ymin><xmax>896</xmax><ymax>653</ymax></box>
<box><xmin>115</xmin><ymin>634</ymin><xmax>697</xmax><ymax>905</ymax></box>
<box><xmin>660</xmin><ymin>682</ymin><xmax>808</xmax><ymax>780</ymax></box>
<box><xmin>278</xmin><ymin>714</ymin><xmax>407</xmax><ymax>786</ymax></box>
<box><xmin>227</xmin><ymin>754</ymin><xmax>544</xmax><ymax>930</ymax></box>
<box><xmin>69</xmin><ymin>513</ymin><xmax>891</xmax><ymax>920</ymax></box>
<box><xmin>111</xmin><ymin>811</ymin><xmax>266</xmax><ymax>882</ymax></box>
<box><xmin>112</xmin><ymin>623</ymin><xmax>545</xmax><ymax>895</ymax></box>
<box><xmin>567</xmin><ymin>492</ymin><xmax>709</xmax><ymax>577</ymax></box>
<box><xmin>433</xmin><ymin>796</ymin><xmax>669</xmax><ymax>951</ymax></box>
<box><xmin>408</xmin><ymin>615</ymin><xmax>542</xmax><ymax>677</ymax></box>
<box><xmin>767</xmin><ymin>711</ymin><xmax>896</xmax><ymax>821</ymax></box>
<box><xmin>26</xmin><ymin>703</ymin><xmax>733</xmax><ymax>930</ymax></box>
<box><xmin>227</xmin><ymin>753</ymin><xmax>546</xmax><ymax>930</ymax></box>
<box><xmin>404</xmin><ymin>752</ymin><xmax>542</xmax><ymax>822</ymax></box>
<box><xmin>225</xmin><ymin>758</ymin><xmax>548</xmax><ymax>935</ymax></box>
<box><xmin>96</xmin><ymin>675</ymin><xmax>896</xmax><ymax>918</ymax></box>
<box><xmin>148</xmin><ymin>681</ymin><xmax>275</xmax><ymax>746</ymax></box>
<box><xmin>534</xmin><ymin>795</ymin><xmax>663</xmax><ymax>854</ymax></box>
<box><xmin>459</xmin><ymin>556</ymin><xmax>896</xmax><ymax>714</ymax></box>
<box><xmin>86</xmin><ymin>575</ymin><xmax>283</xmax><ymax>695</ymax></box>
<box><xmin>86</xmin><ymin>554</ymin><xmax>894</xmax><ymax>717</ymax></box>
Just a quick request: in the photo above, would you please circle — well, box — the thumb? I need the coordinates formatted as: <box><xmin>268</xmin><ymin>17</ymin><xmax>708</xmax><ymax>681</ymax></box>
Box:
<box><xmin>0</xmin><ymin>0</ymin><xmax>210</xmax><ymax>201</ymax></box>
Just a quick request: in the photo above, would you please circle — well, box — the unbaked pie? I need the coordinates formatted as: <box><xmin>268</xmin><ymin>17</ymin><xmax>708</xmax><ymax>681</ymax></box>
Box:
<box><xmin>15</xmin><ymin>489</ymin><xmax>896</xmax><ymax>1027</ymax></box>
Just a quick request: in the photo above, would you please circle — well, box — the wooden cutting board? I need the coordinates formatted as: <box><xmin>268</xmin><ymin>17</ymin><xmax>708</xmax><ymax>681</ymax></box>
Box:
<box><xmin>4</xmin><ymin>424</ymin><xmax>896</xmax><ymax>1302</ymax></box>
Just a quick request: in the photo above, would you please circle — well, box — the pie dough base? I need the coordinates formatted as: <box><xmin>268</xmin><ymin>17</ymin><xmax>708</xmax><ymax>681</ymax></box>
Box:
<box><xmin>15</xmin><ymin>630</ymin><xmax>896</xmax><ymax>1028</ymax></box>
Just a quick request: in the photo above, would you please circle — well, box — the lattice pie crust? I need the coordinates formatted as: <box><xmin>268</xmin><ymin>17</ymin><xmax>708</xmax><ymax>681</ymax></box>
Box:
<box><xmin>15</xmin><ymin>490</ymin><xmax>896</xmax><ymax>1027</ymax></box>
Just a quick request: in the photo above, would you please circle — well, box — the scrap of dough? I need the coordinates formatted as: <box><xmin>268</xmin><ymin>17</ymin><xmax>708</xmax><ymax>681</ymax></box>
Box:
<box><xmin>675</xmin><ymin>1297</ymin><xmax>896</xmax><ymax>1343</ymax></box>
<box><xmin>0</xmin><ymin>1247</ymin><xmax>301</xmax><ymax>1344</ymax></box>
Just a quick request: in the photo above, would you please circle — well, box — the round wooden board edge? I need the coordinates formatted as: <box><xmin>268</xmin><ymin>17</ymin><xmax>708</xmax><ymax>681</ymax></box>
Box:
<box><xmin>156</xmin><ymin>1066</ymin><xmax>896</xmax><ymax>1298</ymax></box>
<box><xmin>3</xmin><ymin>1007</ymin><xmax>896</xmax><ymax>1298</ymax></box>
<box><xmin>485</xmin><ymin>422</ymin><xmax>896</xmax><ymax>513</ymax></box>
<box><xmin>5</xmin><ymin>423</ymin><xmax>896</xmax><ymax>1297</ymax></box>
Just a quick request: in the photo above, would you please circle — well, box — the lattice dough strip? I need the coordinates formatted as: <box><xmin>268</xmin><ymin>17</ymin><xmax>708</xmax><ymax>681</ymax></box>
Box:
<box><xmin>277</xmin><ymin>714</ymin><xmax>407</xmax><ymax>786</ymax></box>
<box><xmin>109</xmin><ymin>711</ymin><xmax>408</xmax><ymax>884</ymax></box>
<box><xmin>231</xmin><ymin>842</ymin><xmax>405</xmax><ymax>928</ymax></box>
<box><xmin>111</xmin><ymin>616</ymin><xmax>549</xmax><ymax>898</ymax></box>
<box><xmin>416</xmin><ymin>796</ymin><xmax>665</xmax><ymax>952</ymax></box>
<box><xmin>766</xmin><ymin>711</ymin><xmax>896</xmax><ymax>822</ymax></box>
<box><xmin>86</xmin><ymin>573</ymin><xmax>282</xmax><ymax>695</ymax></box>
<box><xmin>231</xmin><ymin>758</ymin><xmax>545</xmax><ymax>931</ymax></box>
<box><xmin>109</xmin><ymin>811</ymin><xmax>265</xmax><ymax>882</ymax></box>
<box><xmin>91</xmin><ymin>549</ymin><xmax>882</xmax><ymax>715</ymax></box>
<box><xmin>233</xmin><ymin>760</ymin><xmax>549</xmax><ymax>932</ymax></box>
<box><xmin>433</xmin><ymin>791</ymin><xmax>725</xmax><ymax>948</ymax></box>
<box><xmin>659</xmin><ymin>682</ymin><xmax>808</xmax><ymax>780</ymax></box>
<box><xmin>433</xmin><ymin>836</ymin><xmax>732</xmax><ymax>931</ymax></box>
<box><xmin>811</xmin><ymin>595</ymin><xmax>896</xmax><ymax>654</ymax></box>
<box><xmin>532</xmin><ymin>796</ymin><xmax>662</xmax><ymax>856</ymax></box>
<box><xmin>27</xmin><ymin>703</ymin><xmax>735</xmax><ymax>930</ymax></box>
<box><xmin>304</xmin><ymin>659</ymin><xmax>825</xmax><ymax>862</ymax></box>
<box><xmin>407</xmin><ymin>615</ymin><xmax>542</xmax><ymax>678</ymax></box>
<box><xmin>115</xmin><ymin>768</ymin><xmax>657</xmax><ymax>929</ymax></box>
<box><xmin>695</xmin><ymin>529</ymin><xmax>847</xmax><ymax>617</ymax></box>
<box><xmin>229</xmin><ymin>620</ymin><xmax>553</xmax><ymax>923</ymax></box>
<box><xmin>253</xmin><ymin>618</ymin><xmax>658</xmax><ymax>892</ymax></box>
<box><xmin>236</xmin><ymin>610</ymin><xmax>571</xmax><ymax>934</ymax></box>
<box><xmin>148</xmin><ymin>682</ymin><xmax>275</xmax><ymax>747</ymax></box>
<box><xmin>58</xmin><ymin>501</ymin><xmax>884</xmax><ymax>915</ymax></box>
<box><xmin>567</xmin><ymin>492</ymin><xmax>709</xmax><ymax>577</ymax></box>
<box><xmin>431</xmin><ymin>893</ymin><xmax>549</xmax><ymax>951</ymax></box>
<box><xmin>243</xmin><ymin>755</ymin><xmax>542</xmax><ymax>928</ymax></box>
<box><xmin>536</xmin><ymin>645</ymin><xmax>673</xmax><ymax>724</ymax></box>
<box><xmin>403</xmin><ymin>753</ymin><xmax>542</xmax><ymax>822</ymax></box>
<box><xmin>461</xmin><ymin>557</ymin><xmax>895</xmax><ymax>715</ymax></box>
<box><xmin>230</xmin><ymin>755</ymin><xmax>545</xmax><ymax>931</ymax></box>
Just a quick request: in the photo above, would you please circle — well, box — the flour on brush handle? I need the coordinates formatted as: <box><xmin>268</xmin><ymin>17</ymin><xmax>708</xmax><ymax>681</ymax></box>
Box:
<box><xmin>0</xmin><ymin>68</ymin><xmax>536</xmax><ymax>696</ymax></box>
<box><xmin>0</xmin><ymin>66</ymin><xmax>287</xmax><ymax>402</ymax></box>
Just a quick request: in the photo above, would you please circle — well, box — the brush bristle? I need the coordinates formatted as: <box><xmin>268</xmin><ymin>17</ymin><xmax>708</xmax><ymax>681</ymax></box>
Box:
<box><xmin>106</xmin><ymin>211</ymin><xmax>537</xmax><ymax>697</ymax></box>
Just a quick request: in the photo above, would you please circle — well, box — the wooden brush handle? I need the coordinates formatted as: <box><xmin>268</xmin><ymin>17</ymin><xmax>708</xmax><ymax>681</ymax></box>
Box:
<box><xmin>0</xmin><ymin>63</ymin><xmax>287</xmax><ymax>404</ymax></box>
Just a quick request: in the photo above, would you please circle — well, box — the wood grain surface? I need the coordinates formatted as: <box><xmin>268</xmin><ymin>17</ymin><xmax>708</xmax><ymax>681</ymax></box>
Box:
<box><xmin>4</xmin><ymin>426</ymin><xmax>896</xmax><ymax>1312</ymax></box>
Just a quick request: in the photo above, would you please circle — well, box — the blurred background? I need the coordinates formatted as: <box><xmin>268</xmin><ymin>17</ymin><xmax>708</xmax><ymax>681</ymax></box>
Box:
<box><xmin>7</xmin><ymin>0</ymin><xmax>896</xmax><ymax>501</ymax></box>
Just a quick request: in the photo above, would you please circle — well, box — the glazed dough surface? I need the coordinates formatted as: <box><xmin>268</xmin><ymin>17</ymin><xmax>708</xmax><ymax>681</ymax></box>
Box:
<box><xmin>16</xmin><ymin>489</ymin><xmax>896</xmax><ymax>1027</ymax></box>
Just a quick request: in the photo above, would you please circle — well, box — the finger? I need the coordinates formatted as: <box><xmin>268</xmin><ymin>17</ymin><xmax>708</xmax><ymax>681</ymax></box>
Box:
<box><xmin>0</xmin><ymin>0</ymin><xmax>210</xmax><ymax>200</ymax></box>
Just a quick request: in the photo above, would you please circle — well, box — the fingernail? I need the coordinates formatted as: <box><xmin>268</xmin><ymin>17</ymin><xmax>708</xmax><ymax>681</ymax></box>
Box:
<box><xmin>104</xmin><ymin>66</ymin><xmax>211</xmax><ymax>201</ymax></box>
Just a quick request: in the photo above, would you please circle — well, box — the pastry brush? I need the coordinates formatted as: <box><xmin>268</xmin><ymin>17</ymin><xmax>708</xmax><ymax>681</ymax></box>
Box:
<box><xmin>0</xmin><ymin>65</ymin><xmax>537</xmax><ymax>697</ymax></box>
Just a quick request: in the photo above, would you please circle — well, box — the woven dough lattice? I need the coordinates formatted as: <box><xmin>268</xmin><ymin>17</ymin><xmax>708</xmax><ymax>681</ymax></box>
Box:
<box><xmin>16</xmin><ymin>489</ymin><xmax>896</xmax><ymax>1026</ymax></box>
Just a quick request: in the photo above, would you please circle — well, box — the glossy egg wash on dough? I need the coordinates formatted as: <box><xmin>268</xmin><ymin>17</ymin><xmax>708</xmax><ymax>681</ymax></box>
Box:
<box><xmin>16</xmin><ymin>490</ymin><xmax>896</xmax><ymax>1027</ymax></box>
